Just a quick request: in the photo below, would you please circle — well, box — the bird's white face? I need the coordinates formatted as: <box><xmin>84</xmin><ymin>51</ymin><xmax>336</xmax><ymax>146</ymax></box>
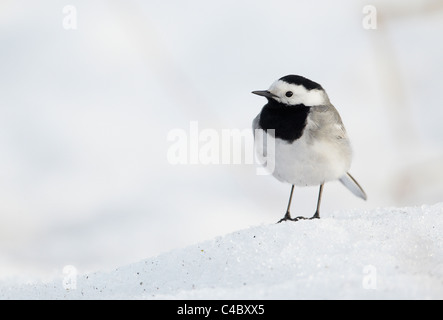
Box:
<box><xmin>268</xmin><ymin>80</ymin><xmax>329</xmax><ymax>106</ymax></box>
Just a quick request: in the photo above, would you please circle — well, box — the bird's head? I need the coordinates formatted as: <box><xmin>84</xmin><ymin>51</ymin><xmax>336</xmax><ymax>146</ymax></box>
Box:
<box><xmin>252</xmin><ymin>75</ymin><xmax>330</xmax><ymax>107</ymax></box>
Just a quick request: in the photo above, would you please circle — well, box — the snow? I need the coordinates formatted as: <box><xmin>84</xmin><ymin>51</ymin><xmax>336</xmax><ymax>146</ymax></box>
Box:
<box><xmin>1</xmin><ymin>203</ymin><xmax>442</xmax><ymax>300</ymax></box>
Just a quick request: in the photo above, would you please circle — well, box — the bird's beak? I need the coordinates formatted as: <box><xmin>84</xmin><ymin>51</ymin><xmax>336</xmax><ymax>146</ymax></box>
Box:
<box><xmin>252</xmin><ymin>90</ymin><xmax>277</xmax><ymax>99</ymax></box>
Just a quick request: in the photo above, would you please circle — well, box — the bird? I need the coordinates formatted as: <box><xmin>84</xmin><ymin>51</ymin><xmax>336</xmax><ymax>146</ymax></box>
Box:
<box><xmin>252</xmin><ymin>75</ymin><xmax>367</xmax><ymax>222</ymax></box>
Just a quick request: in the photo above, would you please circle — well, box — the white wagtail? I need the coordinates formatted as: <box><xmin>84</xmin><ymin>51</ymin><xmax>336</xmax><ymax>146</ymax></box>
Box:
<box><xmin>252</xmin><ymin>75</ymin><xmax>367</xmax><ymax>222</ymax></box>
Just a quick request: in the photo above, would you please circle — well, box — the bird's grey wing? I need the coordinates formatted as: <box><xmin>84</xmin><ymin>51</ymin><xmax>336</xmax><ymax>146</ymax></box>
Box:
<box><xmin>310</xmin><ymin>105</ymin><xmax>365</xmax><ymax>199</ymax></box>
<box><xmin>339</xmin><ymin>172</ymin><xmax>367</xmax><ymax>200</ymax></box>
<box><xmin>308</xmin><ymin>105</ymin><xmax>348</xmax><ymax>140</ymax></box>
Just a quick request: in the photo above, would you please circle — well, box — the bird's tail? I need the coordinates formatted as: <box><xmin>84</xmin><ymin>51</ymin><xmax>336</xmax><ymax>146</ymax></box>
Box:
<box><xmin>339</xmin><ymin>172</ymin><xmax>367</xmax><ymax>200</ymax></box>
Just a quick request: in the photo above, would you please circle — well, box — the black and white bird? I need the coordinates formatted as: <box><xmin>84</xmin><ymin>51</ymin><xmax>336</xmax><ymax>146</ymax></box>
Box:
<box><xmin>252</xmin><ymin>75</ymin><xmax>367</xmax><ymax>222</ymax></box>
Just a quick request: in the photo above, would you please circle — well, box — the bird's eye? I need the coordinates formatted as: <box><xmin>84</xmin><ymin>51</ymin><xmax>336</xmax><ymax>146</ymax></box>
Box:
<box><xmin>285</xmin><ymin>91</ymin><xmax>293</xmax><ymax>97</ymax></box>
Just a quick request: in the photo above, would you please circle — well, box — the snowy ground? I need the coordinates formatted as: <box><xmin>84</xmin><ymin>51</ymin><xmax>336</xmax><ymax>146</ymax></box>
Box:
<box><xmin>1</xmin><ymin>203</ymin><xmax>442</xmax><ymax>300</ymax></box>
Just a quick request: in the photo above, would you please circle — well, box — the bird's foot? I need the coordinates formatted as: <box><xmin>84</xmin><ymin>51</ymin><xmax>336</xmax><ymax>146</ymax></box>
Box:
<box><xmin>311</xmin><ymin>211</ymin><xmax>320</xmax><ymax>219</ymax></box>
<box><xmin>277</xmin><ymin>212</ymin><xmax>320</xmax><ymax>223</ymax></box>
<box><xmin>277</xmin><ymin>211</ymin><xmax>293</xmax><ymax>223</ymax></box>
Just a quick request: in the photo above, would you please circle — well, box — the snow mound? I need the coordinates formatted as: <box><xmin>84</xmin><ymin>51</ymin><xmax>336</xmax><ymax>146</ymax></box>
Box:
<box><xmin>1</xmin><ymin>203</ymin><xmax>442</xmax><ymax>299</ymax></box>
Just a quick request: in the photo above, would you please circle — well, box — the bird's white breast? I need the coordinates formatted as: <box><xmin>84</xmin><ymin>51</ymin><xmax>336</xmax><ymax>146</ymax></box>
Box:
<box><xmin>255</xmin><ymin>118</ymin><xmax>352</xmax><ymax>186</ymax></box>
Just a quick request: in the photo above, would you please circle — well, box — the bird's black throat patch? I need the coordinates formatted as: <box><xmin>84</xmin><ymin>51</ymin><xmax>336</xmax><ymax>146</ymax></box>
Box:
<box><xmin>258</xmin><ymin>99</ymin><xmax>310</xmax><ymax>142</ymax></box>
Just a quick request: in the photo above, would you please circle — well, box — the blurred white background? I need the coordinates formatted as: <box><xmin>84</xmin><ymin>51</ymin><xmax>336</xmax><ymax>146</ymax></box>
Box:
<box><xmin>1</xmin><ymin>0</ymin><xmax>442</xmax><ymax>278</ymax></box>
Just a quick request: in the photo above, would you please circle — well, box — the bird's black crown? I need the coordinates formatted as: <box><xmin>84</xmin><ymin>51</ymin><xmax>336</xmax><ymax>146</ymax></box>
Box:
<box><xmin>279</xmin><ymin>75</ymin><xmax>323</xmax><ymax>91</ymax></box>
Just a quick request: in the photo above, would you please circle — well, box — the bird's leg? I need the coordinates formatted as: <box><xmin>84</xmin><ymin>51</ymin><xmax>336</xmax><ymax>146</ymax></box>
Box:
<box><xmin>277</xmin><ymin>185</ymin><xmax>295</xmax><ymax>223</ymax></box>
<box><xmin>311</xmin><ymin>183</ymin><xmax>324</xmax><ymax>219</ymax></box>
<box><xmin>293</xmin><ymin>184</ymin><xmax>324</xmax><ymax>221</ymax></box>
<box><xmin>278</xmin><ymin>184</ymin><xmax>324</xmax><ymax>223</ymax></box>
